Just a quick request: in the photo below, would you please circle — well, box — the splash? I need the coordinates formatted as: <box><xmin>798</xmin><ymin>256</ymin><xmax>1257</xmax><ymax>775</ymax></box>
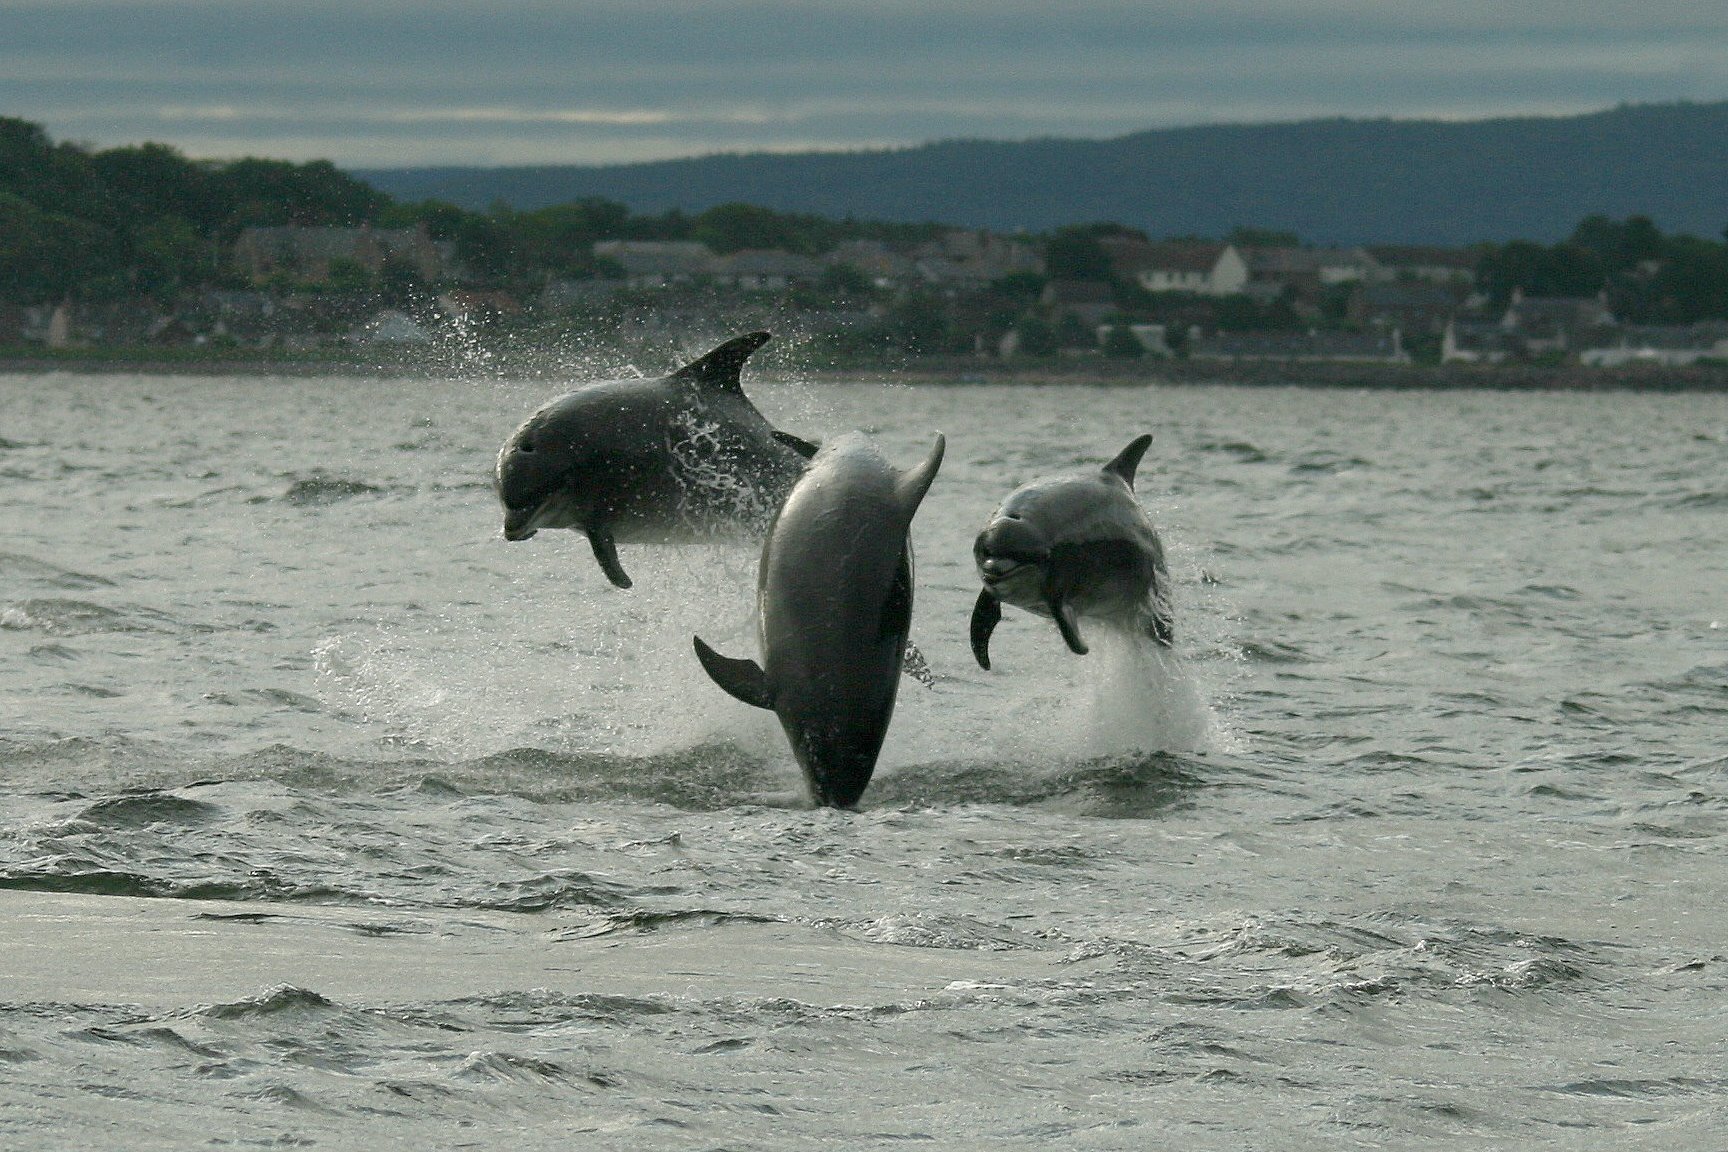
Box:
<box><xmin>665</xmin><ymin>410</ymin><xmax>783</xmax><ymax>537</ymax></box>
<box><xmin>311</xmin><ymin>544</ymin><xmax>788</xmax><ymax>774</ymax></box>
<box><xmin>1073</xmin><ymin>627</ymin><xmax>1218</xmax><ymax>755</ymax></box>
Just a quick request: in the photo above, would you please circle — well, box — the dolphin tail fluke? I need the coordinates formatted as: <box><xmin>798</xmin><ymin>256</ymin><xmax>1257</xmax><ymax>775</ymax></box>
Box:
<box><xmin>1104</xmin><ymin>433</ymin><xmax>1154</xmax><ymax>489</ymax></box>
<box><xmin>672</xmin><ymin>331</ymin><xmax>773</xmax><ymax>395</ymax></box>
<box><xmin>587</xmin><ymin>527</ymin><xmax>632</xmax><ymax>589</ymax></box>
<box><xmin>969</xmin><ymin>588</ymin><xmax>1002</xmax><ymax>670</ymax></box>
<box><xmin>895</xmin><ymin>433</ymin><xmax>946</xmax><ymax>514</ymax></box>
<box><xmin>1052</xmin><ymin>597</ymin><xmax>1089</xmax><ymax>655</ymax></box>
<box><xmin>693</xmin><ymin>636</ymin><xmax>776</xmax><ymax>710</ymax></box>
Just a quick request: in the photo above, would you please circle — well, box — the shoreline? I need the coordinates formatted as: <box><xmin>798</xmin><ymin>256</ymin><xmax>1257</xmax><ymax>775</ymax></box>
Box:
<box><xmin>5</xmin><ymin>351</ymin><xmax>1728</xmax><ymax>391</ymax></box>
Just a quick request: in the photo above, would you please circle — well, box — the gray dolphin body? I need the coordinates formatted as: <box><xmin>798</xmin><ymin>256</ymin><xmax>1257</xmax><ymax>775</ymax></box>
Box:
<box><xmin>693</xmin><ymin>432</ymin><xmax>945</xmax><ymax>809</ymax></box>
<box><xmin>494</xmin><ymin>331</ymin><xmax>810</xmax><ymax>588</ymax></box>
<box><xmin>970</xmin><ymin>434</ymin><xmax>1173</xmax><ymax>668</ymax></box>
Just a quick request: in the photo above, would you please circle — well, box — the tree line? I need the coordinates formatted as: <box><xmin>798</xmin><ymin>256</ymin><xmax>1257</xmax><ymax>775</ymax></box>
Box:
<box><xmin>6</xmin><ymin>115</ymin><xmax>1728</xmax><ymax>329</ymax></box>
<box><xmin>0</xmin><ymin>116</ymin><xmax>942</xmax><ymax>305</ymax></box>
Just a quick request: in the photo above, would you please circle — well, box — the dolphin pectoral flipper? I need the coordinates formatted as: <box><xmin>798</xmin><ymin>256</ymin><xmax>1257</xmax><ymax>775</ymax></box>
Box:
<box><xmin>1051</xmin><ymin>597</ymin><xmax>1089</xmax><ymax>655</ymax></box>
<box><xmin>587</xmin><ymin>527</ymin><xmax>633</xmax><ymax>589</ymax></box>
<box><xmin>970</xmin><ymin>588</ymin><xmax>1002</xmax><ymax>670</ymax></box>
<box><xmin>773</xmin><ymin>430</ymin><xmax>820</xmax><ymax>459</ymax></box>
<box><xmin>692</xmin><ymin>636</ymin><xmax>776</xmax><ymax>710</ymax></box>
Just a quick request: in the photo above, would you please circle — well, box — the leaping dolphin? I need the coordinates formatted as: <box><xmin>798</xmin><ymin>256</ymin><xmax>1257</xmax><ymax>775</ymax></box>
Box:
<box><xmin>970</xmin><ymin>433</ymin><xmax>1173</xmax><ymax>669</ymax></box>
<box><xmin>693</xmin><ymin>432</ymin><xmax>945</xmax><ymax>809</ymax></box>
<box><xmin>494</xmin><ymin>331</ymin><xmax>812</xmax><ymax>589</ymax></box>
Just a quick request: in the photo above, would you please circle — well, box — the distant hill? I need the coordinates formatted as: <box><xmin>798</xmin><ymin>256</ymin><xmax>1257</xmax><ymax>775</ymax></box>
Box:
<box><xmin>352</xmin><ymin>102</ymin><xmax>1728</xmax><ymax>245</ymax></box>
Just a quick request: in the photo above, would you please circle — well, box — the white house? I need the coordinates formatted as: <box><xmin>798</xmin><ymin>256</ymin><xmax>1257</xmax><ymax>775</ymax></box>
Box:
<box><xmin>1097</xmin><ymin>323</ymin><xmax>1174</xmax><ymax>356</ymax></box>
<box><xmin>710</xmin><ymin>249</ymin><xmax>823</xmax><ymax>291</ymax></box>
<box><xmin>1441</xmin><ymin>319</ymin><xmax>1518</xmax><ymax>364</ymax></box>
<box><xmin>349</xmin><ymin>309</ymin><xmax>431</xmax><ymax>345</ymax></box>
<box><xmin>1239</xmin><ymin>246</ymin><xmax>1379</xmax><ymax>301</ymax></box>
<box><xmin>1579</xmin><ymin>324</ymin><xmax>1728</xmax><ymax>367</ymax></box>
<box><xmin>592</xmin><ymin>240</ymin><xmax>716</xmax><ymax>287</ymax></box>
<box><xmin>1109</xmin><ymin>242</ymin><xmax>1249</xmax><ymax>296</ymax></box>
<box><xmin>1189</xmin><ymin>327</ymin><xmax>1408</xmax><ymax>363</ymax></box>
<box><xmin>1365</xmin><ymin>245</ymin><xmax>1478</xmax><ymax>287</ymax></box>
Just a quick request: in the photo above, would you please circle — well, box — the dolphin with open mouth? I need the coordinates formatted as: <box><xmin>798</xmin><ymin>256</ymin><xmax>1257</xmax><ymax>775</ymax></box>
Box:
<box><xmin>970</xmin><ymin>433</ymin><xmax>1173</xmax><ymax>668</ymax></box>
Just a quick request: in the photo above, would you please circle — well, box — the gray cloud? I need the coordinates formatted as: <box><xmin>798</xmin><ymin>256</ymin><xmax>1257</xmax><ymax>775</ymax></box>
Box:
<box><xmin>5</xmin><ymin>1</ymin><xmax>1726</xmax><ymax>165</ymax></box>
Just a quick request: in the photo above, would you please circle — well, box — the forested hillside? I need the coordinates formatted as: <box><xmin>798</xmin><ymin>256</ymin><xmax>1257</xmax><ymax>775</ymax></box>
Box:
<box><xmin>355</xmin><ymin>102</ymin><xmax>1728</xmax><ymax>245</ymax></box>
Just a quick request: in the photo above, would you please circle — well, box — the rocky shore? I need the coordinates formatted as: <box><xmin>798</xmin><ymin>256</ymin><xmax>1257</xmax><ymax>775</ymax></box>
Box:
<box><xmin>5</xmin><ymin>348</ymin><xmax>1728</xmax><ymax>391</ymax></box>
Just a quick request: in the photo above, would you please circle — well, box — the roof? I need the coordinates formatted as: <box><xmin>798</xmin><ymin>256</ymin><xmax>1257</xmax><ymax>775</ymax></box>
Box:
<box><xmin>1353</xmin><ymin>281</ymin><xmax>1458</xmax><ymax>308</ymax></box>
<box><xmin>1041</xmin><ymin>280</ymin><xmax>1117</xmax><ymax>306</ymax></box>
<box><xmin>1242</xmin><ymin>246</ymin><xmax>1372</xmax><ymax>275</ymax></box>
<box><xmin>1365</xmin><ymin>245</ymin><xmax>1479</xmax><ymax>270</ymax></box>
<box><xmin>1108</xmin><ymin>241</ymin><xmax>1227</xmax><ymax>275</ymax></box>
<box><xmin>1191</xmin><ymin>328</ymin><xmax>1405</xmax><ymax>360</ymax></box>
<box><xmin>712</xmin><ymin>249</ymin><xmax>823</xmax><ymax>278</ymax></box>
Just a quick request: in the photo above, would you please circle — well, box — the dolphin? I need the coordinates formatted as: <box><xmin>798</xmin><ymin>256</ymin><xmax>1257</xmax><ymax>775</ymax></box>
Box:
<box><xmin>970</xmin><ymin>433</ymin><xmax>1173</xmax><ymax>669</ymax></box>
<box><xmin>693</xmin><ymin>432</ymin><xmax>945</xmax><ymax>809</ymax></box>
<box><xmin>494</xmin><ymin>331</ymin><xmax>812</xmax><ymax>589</ymax></box>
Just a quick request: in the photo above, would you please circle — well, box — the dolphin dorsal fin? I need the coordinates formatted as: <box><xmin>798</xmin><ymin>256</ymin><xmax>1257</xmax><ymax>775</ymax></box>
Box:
<box><xmin>1104</xmin><ymin>433</ymin><xmax>1154</xmax><ymax>489</ymax></box>
<box><xmin>895</xmin><ymin>433</ymin><xmax>946</xmax><ymax>514</ymax></box>
<box><xmin>671</xmin><ymin>331</ymin><xmax>773</xmax><ymax>395</ymax></box>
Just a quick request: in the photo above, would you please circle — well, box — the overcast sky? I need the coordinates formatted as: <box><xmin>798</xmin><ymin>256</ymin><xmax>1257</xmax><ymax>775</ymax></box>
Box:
<box><xmin>6</xmin><ymin>0</ymin><xmax>1727</xmax><ymax>167</ymax></box>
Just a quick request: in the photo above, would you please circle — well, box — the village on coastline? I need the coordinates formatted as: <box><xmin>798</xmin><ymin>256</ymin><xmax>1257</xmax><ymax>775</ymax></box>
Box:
<box><xmin>6</xmin><ymin>115</ymin><xmax>1728</xmax><ymax>378</ymax></box>
<box><xmin>15</xmin><ymin>222</ymin><xmax>1726</xmax><ymax>373</ymax></box>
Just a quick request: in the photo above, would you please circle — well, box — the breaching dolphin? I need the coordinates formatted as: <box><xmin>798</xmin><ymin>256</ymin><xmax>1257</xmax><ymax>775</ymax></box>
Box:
<box><xmin>970</xmin><ymin>433</ymin><xmax>1173</xmax><ymax>668</ymax></box>
<box><xmin>494</xmin><ymin>331</ymin><xmax>811</xmax><ymax>588</ymax></box>
<box><xmin>693</xmin><ymin>432</ymin><xmax>945</xmax><ymax>809</ymax></box>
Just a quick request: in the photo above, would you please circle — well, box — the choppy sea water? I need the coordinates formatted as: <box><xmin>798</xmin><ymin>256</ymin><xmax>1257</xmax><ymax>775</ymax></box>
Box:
<box><xmin>1</xmin><ymin>364</ymin><xmax>1725</xmax><ymax>1149</ymax></box>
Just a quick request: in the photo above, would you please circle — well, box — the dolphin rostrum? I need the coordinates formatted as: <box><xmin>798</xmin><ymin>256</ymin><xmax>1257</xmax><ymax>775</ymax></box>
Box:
<box><xmin>693</xmin><ymin>432</ymin><xmax>945</xmax><ymax>808</ymax></box>
<box><xmin>494</xmin><ymin>331</ymin><xmax>812</xmax><ymax>589</ymax></box>
<box><xmin>970</xmin><ymin>433</ymin><xmax>1173</xmax><ymax>668</ymax></box>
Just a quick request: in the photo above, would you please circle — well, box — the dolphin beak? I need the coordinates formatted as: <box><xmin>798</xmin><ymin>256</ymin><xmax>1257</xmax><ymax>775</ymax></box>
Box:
<box><xmin>502</xmin><ymin>510</ymin><xmax>538</xmax><ymax>541</ymax></box>
<box><xmin>978</xmin><ymin>556</ymin><xmax>1021</xmax><ymax>584</ymax></box>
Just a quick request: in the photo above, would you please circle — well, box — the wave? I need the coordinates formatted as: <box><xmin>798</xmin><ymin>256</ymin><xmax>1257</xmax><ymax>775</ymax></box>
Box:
<box><xmin>0</xmin><ymin>597</ymin><xmax>181</xmax><ymax>635</ymax></box>
<box><xmin>0</xmin><ymin>733</ymin><xmax>1219</xmax><ymax>817</ymax></box>
<box><xmin>279</xmin><ymin>472</ymin><xmax>392</xmax><ymax>506</ymax></box>
<box><xmin>0</xmin><ymin>552</ymin><xmax>115</xmax><ymax>590</ymax></box>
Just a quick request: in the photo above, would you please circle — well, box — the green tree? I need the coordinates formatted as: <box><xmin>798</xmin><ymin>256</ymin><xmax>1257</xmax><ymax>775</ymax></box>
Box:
<box><xmin>1646</xmin><ymin>235</ymin><xmax>1728</xmax><ymax>322</ymax></box>
<box><xmin>1013</xmin><ymin>314</ymin><xmax>1057</xmax><ymax>356</ymax></box>
<box><xmin>1474</xmin><ymin>240</ymin><xmax>1604</xmax><ymax>305</ymax></box>
<box><xmin>131</xmin><ymin>217</ymin><xmax>210</xmax><ymax>295</ymax></box>
<box><xmin>509</xmin><ymin>198</ymin><xmax>632</xmax><ymax>274</ymax></box>
<box><xmin>1228</xmin><ymin>226</ymin><xmax>1301</xmax><ymax>248</ymax></box>
<box><xmin>885</xmin><ymin>291</ymin><xmax>948</xmax><ymax>352</ymax></box>
<box><xmin>816</xmin><ymin>261</ymin><xmax>874</xmax><ymax>297</ymax></box>
<box><xmin>1044</xmin><ymin>227</ymin><xmax>1113</xmax><ymax>281</ymax></box>
<box><xmin>1571</xmin><ymin>214</ymin><xmax>1663</xmax><ymax>273</ymax></box>
<box><xmin>1102</xmin><ymin>324</ymin><xmax>1145</xmax><ymax>359</ymax></box>
<box><xmin>90</xmin><ymin>142</ymin><xmax>217</xmax><ymax>229</ymax></box>
<box><xmin>989</xmin><ymin>270</ymin><xmax>1048</xmax><ymax>303</ymax></box>
<box><xmin>0</xmin><ymin>191</ymin><xmax>124</xmax><ymax>303</ymax></box>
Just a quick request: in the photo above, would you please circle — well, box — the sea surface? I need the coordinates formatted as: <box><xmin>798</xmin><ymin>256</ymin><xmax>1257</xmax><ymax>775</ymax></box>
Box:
<box><xmin>1</xmin><ymin>360</ymin><xmax>1725</xmax><ymax>1149</ymax></box>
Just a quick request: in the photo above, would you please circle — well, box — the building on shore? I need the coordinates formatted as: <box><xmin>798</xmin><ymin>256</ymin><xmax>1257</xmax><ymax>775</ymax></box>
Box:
<box><xmin>1189</xmin><ymin>327</ymin><xmax>1408</xmax><ymax>364</ymax></box>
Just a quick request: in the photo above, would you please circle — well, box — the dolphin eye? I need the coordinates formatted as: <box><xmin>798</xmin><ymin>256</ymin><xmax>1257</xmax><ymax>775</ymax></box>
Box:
<box><xmin>518</xmin><ymin>440</ymin><xmax>535</xmax><ymax>453</ymax></box>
